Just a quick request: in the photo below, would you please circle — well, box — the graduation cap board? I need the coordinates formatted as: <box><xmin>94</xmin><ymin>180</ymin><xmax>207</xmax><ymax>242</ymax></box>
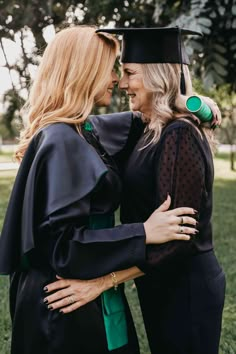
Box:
<box><xmin>96</xmin><ymin>27</ymin><xmax>202</xmax><ymax>94</ymax></box>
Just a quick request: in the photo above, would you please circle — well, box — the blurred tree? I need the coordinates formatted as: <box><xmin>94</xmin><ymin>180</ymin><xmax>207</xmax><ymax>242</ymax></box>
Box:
<box><xmin>162</xmin><ymin>0</ymin><xmax>236</xmax><ymax>90</ymax></box>
<box><xmin>1</xmin><ymin>89</ymin><xmax>24</xmax><ymax>139</ymax></box>
<box><xmin>193</xmin><ymin>79</ymin><xmax>236</xmax><ymax>170</ymax></box>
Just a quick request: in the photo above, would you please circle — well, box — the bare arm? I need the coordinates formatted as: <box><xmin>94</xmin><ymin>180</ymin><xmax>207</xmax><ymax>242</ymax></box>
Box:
<box><xmin>44</xmin><ymin>266</ymin><xmax>144</xmax><ymax>314</ymax></box>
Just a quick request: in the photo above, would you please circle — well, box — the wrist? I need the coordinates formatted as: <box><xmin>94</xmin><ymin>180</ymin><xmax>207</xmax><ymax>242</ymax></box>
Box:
<box><xmin>110</xmin><ymin>272</ymin><xmax>118</xmax><ymax>291</ymax></box>
<box><xmin>102</xmin><ymin>274</ymin><xmax>113</xmax><ymax>291</ymax></box>
<box><xmin>143</xmin><ymin>221</ymin><xmax>150</xmax><ymax>244</ymax></box>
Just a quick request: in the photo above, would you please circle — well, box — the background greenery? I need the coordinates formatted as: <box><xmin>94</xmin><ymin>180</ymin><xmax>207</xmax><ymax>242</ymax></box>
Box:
<box><xmin>0</xmin><ymin>152</ymin><xmax>235</xmax><ymax>354</ymax></box>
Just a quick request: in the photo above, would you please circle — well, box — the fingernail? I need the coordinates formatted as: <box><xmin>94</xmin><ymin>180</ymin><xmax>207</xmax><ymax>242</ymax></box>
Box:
<box><xmin>48</xmin><ymin>305</ymin><xmax>53</xmax><ymax>310</ymax></box>
<box><xmin>194</xmin><ymin>229</ymin><xmax>199</xmax><ymax>234</ymax></box>
<box><xmin>44</xmin><ymin>298</ymin><xmax>48</xmax><ymax>304</ymax></box>
<box><xmin>59</xmin><ymin>310</ymin><xmax>64</xmax><ymax>314</ymax></box>
<box><xmin>43</xmin><ymin>286</ymin><xmax>48</xmax><ymax>292</ymax></box>
<box><xmin>193</xmin><ymin>209</ymin><xmax>198</xmax><ymax>214</ymax></box>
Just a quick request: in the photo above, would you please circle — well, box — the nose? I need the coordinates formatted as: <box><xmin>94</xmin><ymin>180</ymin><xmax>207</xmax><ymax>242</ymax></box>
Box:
<box><xmin>119</xmin><ymin>76</ymin><xmax>128</xmax><ymax>90</ymax></box>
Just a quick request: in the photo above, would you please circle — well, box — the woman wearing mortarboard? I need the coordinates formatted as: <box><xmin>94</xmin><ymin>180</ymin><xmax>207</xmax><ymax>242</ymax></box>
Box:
<box><xmin>0</xmin><ymin>26</ymin><xmax>200</xmax><ymax>354</ymax></box>
<box><xmin>46</xmin><ymin>27</ymin><xmax>225</xmax><ymax>354</ymax></box>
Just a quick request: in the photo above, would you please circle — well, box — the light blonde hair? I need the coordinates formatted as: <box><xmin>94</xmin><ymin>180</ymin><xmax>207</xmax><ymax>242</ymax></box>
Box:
<box><xmin>15</xmin><ymin>26</ymin><xmax>119</xmax><ymax>161</ymax></box>
<box><xmin>141</xmin><ymin>63</ymin><xmax>215</xmax><ymax>150</ymax></box>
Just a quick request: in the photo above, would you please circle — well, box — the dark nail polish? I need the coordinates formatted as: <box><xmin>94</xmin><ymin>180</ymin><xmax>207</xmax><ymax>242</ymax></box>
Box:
<box><xmin>43</xmin><ymin>286</ymin><xmax>48</xmax><ymax>292</ymax></box>
<box><xmin>44</xmin><ymin>298</ymin><xmax>48</xmax><ymax>304</ymax></box>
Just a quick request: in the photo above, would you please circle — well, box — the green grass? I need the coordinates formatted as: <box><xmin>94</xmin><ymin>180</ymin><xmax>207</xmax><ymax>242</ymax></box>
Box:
<box><xmin>213</xmin><ymin>157</ymin><xmax>236</xmax><ymax>354</ymax></box>
<box><xmin>0</xmin><ymin>152</ymin><xmax>15</xmax><ymax>163</ymax></box>
<box><xmin>0</xmin><ymin>156</ymin><xmax>236</xmax><ymax>354</ymax></box>
<box><xmin>0</xmin><ymin>172</ymin><xmax>16</xmax><ymax>354</ymax></box>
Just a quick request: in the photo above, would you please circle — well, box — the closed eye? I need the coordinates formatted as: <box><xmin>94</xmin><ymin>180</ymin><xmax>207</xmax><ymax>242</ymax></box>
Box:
<box><xmin>124</xmin><ymin>70</ymin><xmax>135</xmax><ymax>76</ymax></box>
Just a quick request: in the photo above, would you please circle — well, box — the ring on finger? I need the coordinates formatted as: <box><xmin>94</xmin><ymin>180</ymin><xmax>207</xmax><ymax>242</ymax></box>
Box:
<box><xmin>179</xmin><ymin>226</ymin><xmax>184</xmax><ymax>233</ymax></box>
<box><xmin>179</xmin><ymin>216</ymin><xmax>184</xmax><ymax>225</ymax></box>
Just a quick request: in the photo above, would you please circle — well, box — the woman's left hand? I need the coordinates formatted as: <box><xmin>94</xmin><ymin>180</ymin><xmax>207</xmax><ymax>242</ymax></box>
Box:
<box><xmin>199</xmin><ymin>95</ymin><xmax>222</xmax><ymax>128</ymax></box>
<box><xmin>44</xmin><ymin>276</ymin><xmax>108</xmax><ymax>314</ymax></box>
<box><xmin>179</xmin><ymin>94</ymin><xmax>222</xmax><ymax>128</ymax></box>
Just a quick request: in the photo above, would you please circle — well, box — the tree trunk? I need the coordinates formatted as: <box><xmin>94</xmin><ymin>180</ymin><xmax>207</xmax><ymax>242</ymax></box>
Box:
<box><xmin>230</xmin><ymin>147</ymin><xmax>235</xmax><ymax>171</ymax></box>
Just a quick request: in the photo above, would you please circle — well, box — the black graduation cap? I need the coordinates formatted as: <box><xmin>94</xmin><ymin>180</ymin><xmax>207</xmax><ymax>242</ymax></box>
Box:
<box><xmin>96</xmin><ymin>27</ymin><xmax>202</xmax><ymax>94</ymax></box>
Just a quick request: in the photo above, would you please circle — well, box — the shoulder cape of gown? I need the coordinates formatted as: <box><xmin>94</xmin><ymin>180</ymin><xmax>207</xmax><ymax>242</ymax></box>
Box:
<box><xmin>89</xmin><ymin>111</ymin><xmax>143</xmax><ymax>156</ymax></box>
<box><xmin>0</xmin><ymin>123</ymin><xmax>108</xmax><ymax>274</ymax></box>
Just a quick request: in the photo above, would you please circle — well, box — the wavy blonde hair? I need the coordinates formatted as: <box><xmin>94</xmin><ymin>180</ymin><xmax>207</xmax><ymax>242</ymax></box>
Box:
<box><xmin>141</xmin><ymin>63</ymin><xmax>215</xmax><ymax>150</ymax></box>
<box><xmin>15</xmin><ymin>26</ymin><xmax>119</xmax><ymax>161</ymax></box>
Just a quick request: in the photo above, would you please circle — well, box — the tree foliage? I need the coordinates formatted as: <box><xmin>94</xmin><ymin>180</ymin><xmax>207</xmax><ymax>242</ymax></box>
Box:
<box><xmin>166</xmin><ymin>0</ymin><xmax>236</xmax><ymax>90</ymax></box>
<box><xmin>0</xmin><ymin>0</ymin><xmax>236</xmax><ymax>145</ymax></box>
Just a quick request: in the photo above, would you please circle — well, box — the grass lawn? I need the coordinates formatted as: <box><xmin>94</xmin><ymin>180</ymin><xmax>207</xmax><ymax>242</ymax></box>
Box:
<box><xmin>0</xmin><ymin>152</ymin><xmax>15</xmax><ymax>163</ymax></box>
<box><xmin>0</xmin><ymin>154</ymin><xmax>235</xmax><ymax>354</ymax></box>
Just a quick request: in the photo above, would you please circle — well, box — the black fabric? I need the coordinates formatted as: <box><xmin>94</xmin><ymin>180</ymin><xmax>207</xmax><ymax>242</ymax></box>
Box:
<box><xmin>0</xmin><ymin>120</ymin><xmax>146</xmax><ymax>354</ymax></box>
<box><xmin>121</xmin><ymin>119</ymin><xmax>214</xmax><ymax>272</ymax></box>
<box><xmin>0</xmin><ymin>122</ymin><xmax>146</xmax><ymax>277</ymax></box>
<box><xmin>96</xmin><ymin>27</ymin><xmax>202</xmax><ymax>64</ymax></box>
<box><xmin>135</xmin><ymin>251</ymin><xmax>225</xmax><ymax>354</ymax></box>
<box><xmin>0</xmin><ymin>123</ymin><xmax>107</xmax><ymax>274</ymax></box>
<box><xmin>90</xmin><ymin>111</ymin><xmax>145</xmax><ymax>173</ymax></box>
<box><xmin>120</xmin><ymin>118</ymin><xmax>225</xmax><ymax>354</ymax></box>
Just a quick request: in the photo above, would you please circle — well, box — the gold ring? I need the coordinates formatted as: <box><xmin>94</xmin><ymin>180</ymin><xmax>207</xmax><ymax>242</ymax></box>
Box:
<box><xmin>180</xmin><ymin>226</ymin><xmax>184</xmax><ymax>233</ymax></box>
<box><xmin>180</xmin><ymin>216</ymin><xmax>184</xmax><ymax>225</ymax></box>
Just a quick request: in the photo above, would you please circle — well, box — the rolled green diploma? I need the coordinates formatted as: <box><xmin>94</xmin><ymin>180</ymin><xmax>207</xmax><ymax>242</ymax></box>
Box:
<box><xmin>186</xmin><ymin>95</ymin><xmax>213</xmax><ymax>122</ymax></box>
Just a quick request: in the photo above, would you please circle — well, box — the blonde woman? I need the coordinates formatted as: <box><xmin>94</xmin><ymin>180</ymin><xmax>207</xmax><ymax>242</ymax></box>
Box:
<box><xmin>0</xmin><ymin>26</ymin><xmax>198</xmax><ymax>354</ymax></box>
<box><xmin>44</xmin><ymin>28</ymin><xmax>225</xmax><ymax>354</ymax></box>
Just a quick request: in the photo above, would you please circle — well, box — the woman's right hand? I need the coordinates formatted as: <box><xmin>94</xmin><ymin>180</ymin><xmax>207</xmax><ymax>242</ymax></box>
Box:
<box><xmin>144</xmin><ymin>195</ymin><xmax>198</xmax><ymax>244</ymax></box>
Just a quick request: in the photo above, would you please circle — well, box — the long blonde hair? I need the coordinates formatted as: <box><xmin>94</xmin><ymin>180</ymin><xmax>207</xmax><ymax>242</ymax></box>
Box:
<box><xmin>15</xmin><ymin>26</ymin><xmax>119</xmax><ymax>161</ymax></box>
<box><xmin>141</xmin><ymin>63</ymin><xmax>215</xmax><ymax>150</ymax></box>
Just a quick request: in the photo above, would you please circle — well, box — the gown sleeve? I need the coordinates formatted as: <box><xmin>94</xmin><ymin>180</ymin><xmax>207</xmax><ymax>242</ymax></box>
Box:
<box><xmin>140</xmin><ymin>121</ymin><xmax>206</xmax><ymax>273</ymax></box>
<box><xmin>39</xmin><ymin>196</ymin><xmax>146</xmax><ymax>280</ymax></box>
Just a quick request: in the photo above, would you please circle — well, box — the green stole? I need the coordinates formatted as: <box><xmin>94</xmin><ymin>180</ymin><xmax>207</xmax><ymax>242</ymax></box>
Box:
<box><xmin>89</xmin><ymin>214</ymin><xmax>128</xmax><ymax>351</ymax></box>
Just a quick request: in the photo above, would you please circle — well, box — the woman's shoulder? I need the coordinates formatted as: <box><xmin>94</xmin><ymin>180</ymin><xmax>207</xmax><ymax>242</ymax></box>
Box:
<box><xmin>32</xmin><ymin>123</ymin><xmax>93</xmax><ymax>158</ymax></box>
<box><xmin>165</xmin><ymin>117</ymin><xmax>199</xmax><ymax>132</ymax></box>
<box><xmin>161</xmin><ymin>117</ymin><xmax>202</xmax><ymax>141</ymax></box>
<box><xmin>36</xmin><ymin>123</ymin><xmax>82</xmax><ymax>145</ymax></box>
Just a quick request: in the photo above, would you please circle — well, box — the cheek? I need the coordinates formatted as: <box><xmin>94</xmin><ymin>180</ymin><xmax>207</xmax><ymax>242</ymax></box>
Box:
<box><xmin>143</xmin><ymin>92</ymin><xmax>153</xmax><ymax>106</ymax></box>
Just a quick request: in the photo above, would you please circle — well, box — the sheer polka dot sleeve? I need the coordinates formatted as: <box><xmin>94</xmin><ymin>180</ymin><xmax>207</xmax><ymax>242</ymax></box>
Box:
<box><xmin>144</xmin><ymin>122</ymin><xmax>206</xmax><ymax>271</ymax></box>
<box><xmin>157</xmin><ymin>124</ymin><xmax>205</xmax><ymax>211</ymax></box>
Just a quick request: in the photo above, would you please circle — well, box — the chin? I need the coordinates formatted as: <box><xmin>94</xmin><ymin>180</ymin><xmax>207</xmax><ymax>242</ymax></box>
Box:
<box><xmin>130</xmin><ymin>103</ymin><xmax>139</xmax><ymax>111</ymax></box>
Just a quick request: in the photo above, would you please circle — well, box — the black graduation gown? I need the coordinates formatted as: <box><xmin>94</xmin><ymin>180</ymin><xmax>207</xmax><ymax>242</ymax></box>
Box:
<box><xmin>120</xmin><ymin>119</ymin><xmax>226</xmax><ymax>354</ymax></box>
<box><xmin>0</xmin><ymin>116</ymin><xmax>146</xmax><ymax>354</ymax></box>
